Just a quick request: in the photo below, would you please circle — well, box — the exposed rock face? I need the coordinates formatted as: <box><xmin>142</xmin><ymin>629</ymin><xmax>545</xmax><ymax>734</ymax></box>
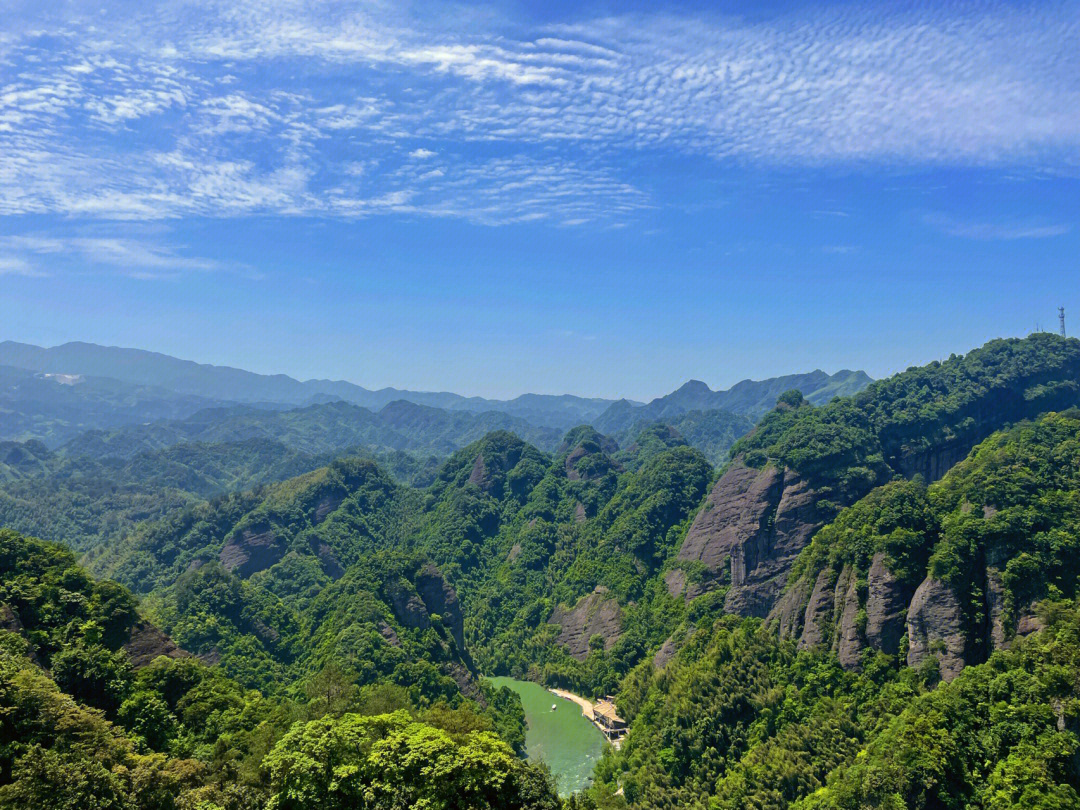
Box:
<box><xmin>309</xmin><ymin>539</ymin><xmax>345</xmax><ymax>579</ymax></box>
<box><xmin>415</xmin><ymin>563</ymin><xmax>465</xmax><ymax>651</ymax></box>
<box><xmin>444</xmin><ymin>660</ymin><xmax>484</xmax><ymax>703</ymax></box>
<box><xmin>770</xmin><ymin>577</ymin><xmax>810</xmax><ymax>640</ymax></box>
<box><xmin>313</xmin><ymin>493</ymin><xmax>343</xmax><ymax>523</ymax></box>
<box><xmin>220</xmin><ymin>522</ymin><xmax>287</xmax><ymax>577</ymax></box>
<box><xmin>906</xmin><ymin>577</ymin><xmax>966</xmax><ymax>680</ymax></box>
<box><xmin>377</xmin><ymin>620</ymin><xmax>401</xmax><ymax>647</ymax></box>
<box><xmin>779</xmin><ymin>555</ymin><xmax>907</xmax><ymax>668</ymax></box>
<box><xmin>895</xmin><ymin>444</ymin><xmax>973</xmax><ymax>484</ymax></box>
<box><xmin>564</xmin><ymin>446</ymin><xmax>589</xmax><ymax>481</ymax></box>
<box><xmin>653</xmin><ymin>625</ymin><xmax>694</xmax><ymax>670</ymax></box>
<box><xmin>865</xmin><ymin>553</ymin><xmax>909</xmax><ymax>656</ymax></box>
<box><xmin>786</xmin><ymin>555</ymin><xmax>1046</xmax><ymax>676</ymax></box>
<box><xmin>653</xmin><ymin>634</ymin><xmax>679</xmax><ymax>670</ymax></box>
<box><xmin>833</xmin><ymin>566</ymin><xmax>864</xmax><ymax>669</ymax></box>
<box><xmin>798</xmin><ymin>569</ymin><xmax>835</xmax><ymax>650</ymax></box>
<box><xmin>387</xmin><ymin>578</ymin><xmax>431</xmax><ymax>631</ymax></box>
<box><xmin>986</xmin><ymin>568</ymin><xmax>1008</xmax><ymax>649</ymax></box>
<box><xmin>122</xmin><ymin>620</ymin><xmax>190</xmax><ymax>668</ymax></box>
<box><xmin>675</xmin><ymin>462</ymin><xmax>822</xmax><ymax>617</ymax></box>
<box><xmin>468</xmin><ymin>453</ymin><xmax>492</xmax><ymax>492</ymax></box>
<box><xmin>0</xmin><ymin>603</ymin><xmax>22</xmax><ymax>634</ymax></box>
<box><xmin>1016</xmin><ymin>609</ymin><xmax>1046</xmax><ymax>637</ymax></box>
<box><xmin>549</xmin><ymin>586</ymin><xmax>622</xmax><ymax>660</ymax></box>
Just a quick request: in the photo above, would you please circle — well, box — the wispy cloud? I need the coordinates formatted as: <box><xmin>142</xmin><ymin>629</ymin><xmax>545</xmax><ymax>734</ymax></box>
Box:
<box><xmin>0</xmin><ymin>255</ymin><xmax>45</xmax><ymax>276</ymax></box>
<box><xmin>924</xmin><ymin>213</ymin><xmax>1073</xmax><ymax>240</ymax></box>
<box><xmin>0</xmin><ymin>1</ymin><xmax>1076</xmax><ymax>223</ymax></box>
<box><xmin>0</xmin><ymin>234</ymin><xmax>237</xmax><ymax>278</ymax></box>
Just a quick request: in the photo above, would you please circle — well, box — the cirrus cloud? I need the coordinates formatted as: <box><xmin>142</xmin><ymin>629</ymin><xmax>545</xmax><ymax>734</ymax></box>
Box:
<box><xmin>0</xmin><ymin>0</ymin><xmax>1076</xmax><ymax>224</ymax></box>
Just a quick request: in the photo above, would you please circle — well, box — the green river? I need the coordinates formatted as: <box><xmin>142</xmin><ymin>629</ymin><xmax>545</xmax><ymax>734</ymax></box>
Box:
<box><xmin>487</xmin><ymin>677</ymin><xmax>605</xmax><ymax>796</ymax></box>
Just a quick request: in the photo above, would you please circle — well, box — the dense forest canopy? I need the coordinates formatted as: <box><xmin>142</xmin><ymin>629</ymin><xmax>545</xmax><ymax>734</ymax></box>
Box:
<box><xmin>1</xmin><ymin>334</ymin><xmax>1079</xmax><ymax>809</ymax></box>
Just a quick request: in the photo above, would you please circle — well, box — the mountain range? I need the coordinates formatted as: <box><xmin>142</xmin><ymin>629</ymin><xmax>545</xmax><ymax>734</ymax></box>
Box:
<box><xmin>0</xmin><ymin>341</ymin><xmax>620</xmax><ymax>429</ymax></box>
<box><xmin>0</xmin><ymin>341</ymin><xmax>872</xmax><ymax>457</ymax></box>
<box><xmin>2</xmin><ymin>333</ymin><xmax>1080</xmax><ymax>809</ymax></box>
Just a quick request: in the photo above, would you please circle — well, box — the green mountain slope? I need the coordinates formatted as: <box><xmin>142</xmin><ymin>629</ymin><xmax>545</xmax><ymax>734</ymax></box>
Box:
<box><xmin>575</xmin><ymin>410</ymin><xmax>1080</xmax><ymax>809</ymax></box>
<box><xmin>0</xmin><ymin>531</ymin><xmax>559</xmax><ymax>809</ymax></box>
<box><xmin>64</xmin><ymin>399</ymin><xmax>561</xmax><ymax>459</ymax></box>
<box><xmin>4</xmin><ymin>333</ymin><xmax>1080</xmax><ymax>808</ymax></box>
<box><xmin>0</xmin><ymin>437</ymin><xmax>438</xmax><ymax>552</ymax></box>
<box><xmin>674</xmin><ymin>333</ymin><xmax>1080</xmax><ymax>619</ymax></box>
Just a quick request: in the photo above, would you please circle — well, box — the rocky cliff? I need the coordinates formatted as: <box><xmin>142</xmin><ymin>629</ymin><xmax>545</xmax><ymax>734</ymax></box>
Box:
<box><xmin>122</xmin><ymin>620</ymin><xmax>191</xmax><ymax>668</ymax></box>
<box><xmin>385</xmin><ymin>563</ymin><xmax>467</xmax><ymax>655</ymax></box>
<box><xmin>669</xmin><ymin>461</ymin><xmax>820</xmax><ymax>617</ymax></box>
<box><xmin>769</xmin><ymin>557</ymin><xmax>1048</xmax><ymax>681</ymax></box>
<box><xmin>220</xmin><ymin>521</ymin><xmax>287</xmax><ymax>577</ymax></box>
<box><xmin>549</xmin><ymin>586</ymin><xmax>623</xmax><ymax>660</ymax></box>
<box><xmin>675</xmin><ymin>337</ymin><xmax>1080</xmax><ymax>666</ymax></box>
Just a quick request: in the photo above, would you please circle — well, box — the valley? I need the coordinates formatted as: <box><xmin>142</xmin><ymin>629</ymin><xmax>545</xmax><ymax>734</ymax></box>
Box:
<box><xmin>2</xmin><ymin>333</ymin><xmax>1080</xmax><ymax>809</ymax></box>
<box><xmin>488</xmin><ymin>677</ymin><xmax>606</xmax><ymax>796</ymax></box>
<box><xmin>4</xmin><ymin>2</ymin><xmax>1074</xmax><ymax>807</ymax></box>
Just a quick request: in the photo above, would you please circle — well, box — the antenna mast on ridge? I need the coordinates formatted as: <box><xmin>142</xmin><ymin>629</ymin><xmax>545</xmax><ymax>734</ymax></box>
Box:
<box><xmin>1060</xmin><ymin>306</ymin><xmax>1067</xmax><ymax>338</ymax></box>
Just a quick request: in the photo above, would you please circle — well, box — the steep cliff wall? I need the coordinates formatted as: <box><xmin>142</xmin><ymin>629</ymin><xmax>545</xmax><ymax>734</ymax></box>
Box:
<box><xmin>670</xmin><ymin>462</ymin><xmax>822</xmax><ymax>617</ymax></box>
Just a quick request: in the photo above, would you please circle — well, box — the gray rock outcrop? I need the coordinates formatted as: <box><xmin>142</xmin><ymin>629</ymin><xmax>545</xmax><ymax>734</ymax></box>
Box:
<box><xmin>549</xmin><ymin>586</ymin><xmax>622</xmax><ymax>660</ymax></box>
<box><xmin>865</xmin><ymin>553</ymin><xmax>909</xmax><ymax>656</ymax></box>
<box><xmin>673</xmin><ymin>461</ymin><xmax>822</xmax><ymax>617</ymax></box>
<box><xmin>906</xmin><ymin>576</ymin><xmax>966</xmax><ymax>680</ymax></box>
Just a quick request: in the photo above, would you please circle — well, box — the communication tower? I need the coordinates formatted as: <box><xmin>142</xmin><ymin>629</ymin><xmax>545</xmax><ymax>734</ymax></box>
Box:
<box><xmin>1060</xmin><ymin>306</ymin><xmax>1066</xmax><ymax>338</ymax></box>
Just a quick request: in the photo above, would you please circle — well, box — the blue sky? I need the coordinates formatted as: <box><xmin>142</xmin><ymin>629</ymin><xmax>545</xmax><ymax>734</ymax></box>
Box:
<box><xmin>1</xmin><ymin>0</ymin><xmax>1078</xmax><ymax>400</ymax></box>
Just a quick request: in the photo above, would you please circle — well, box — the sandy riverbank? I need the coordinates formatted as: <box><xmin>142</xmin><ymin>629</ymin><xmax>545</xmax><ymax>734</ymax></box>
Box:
<box><xmin>548</xmin><ymin>688</ymin><xmax>623</xmax><ymax>749</ymax></box>
<box><xmin>549</xmin><ymin>688</ymin><xmax>595</xmax><ymax>718</ymax></box>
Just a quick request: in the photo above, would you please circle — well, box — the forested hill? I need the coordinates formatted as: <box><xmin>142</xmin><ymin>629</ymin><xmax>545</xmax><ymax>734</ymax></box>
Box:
<box><xmin>63</xmin><ymin>399</ymin><xmax>563</xmax><ymax>459</ymax></box>
<box><xmin>578</xmin><ymin>407</ymin><xmax>1080</xmax><ymax>810</ymax></box>
<box><xmin>0</xmin><ymin>364</ymin><xmax>226</xmax><ymax>446</ymax></box>
<box><xmin>2</xmin><ymin>333</ymin><xmax>1080</xmax><ymax>809</ymax></box>
<box><xmin>0</xmin><ymin>529</ymin><xmax>560</xmax><ymax>808</ymax></box>
<box><xmin>673</xmin><ymin>333</ymin><xmax>1080</xmax><ymax>618</ymax></box>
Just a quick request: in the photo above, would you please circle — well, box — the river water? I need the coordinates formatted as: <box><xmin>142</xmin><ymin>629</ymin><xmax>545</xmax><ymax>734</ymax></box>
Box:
<box><xmin>487</xmin><ymin>676</ymin><xmax>605</xmax><ymax>796</ymax></box>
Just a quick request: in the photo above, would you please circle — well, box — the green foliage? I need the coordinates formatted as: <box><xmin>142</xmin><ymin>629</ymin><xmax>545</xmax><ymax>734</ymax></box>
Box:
<box><xmin>734</xmin><ymin>334</ymin><xmax>1080</xmax><ymax>500</ymax></box>
<box><xmin>0</xmin><ymin>529</ymin><xmax>138</xmax><ymax>664</ymax></box>
<box><xmin>264</xmin><ymin>710</ymin><xmax>559</xmax><ymax>810</ymax></box>
<box><xmin>614</xmin><ymin>411</ymin><xmax>755</xmax><ymax>469</ymax></box>
<box><xmin>790</xmin><ymin>479</ymin><xmax>938</xmax><ymax>587</ymax></box>
<box><xmin>0</xmin><ymin>436</ymin><xmax>437</xmax><ymax>553</ymax></box>
<box><xmin>797</xmin><ymin>602</ymin><xmax>1080</xmax><ymax>810</ymax></box>
<box><xmin>584</xmin><ymin>601</ymin><xmax>1080</xmax><ymax>810</ymax></box>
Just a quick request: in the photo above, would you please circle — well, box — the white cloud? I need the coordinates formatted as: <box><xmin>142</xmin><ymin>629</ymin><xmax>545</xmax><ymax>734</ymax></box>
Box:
<box><xmin>0</xmin><ymin>255</ymin><xmax>45</xmax><ymax>276</ymax></box>
<box><xmin>924</xmin><ymin>213</ymin><xmax>1073</xmax><ymax>240</ymax></box>
<box><xmin>0</xmin><ymin>0</ymin><xmax>1076</xmax><ymax>224</ymax></box>
<box><xmin>0</xmin><ymin>234</ymin><xmax>235</xmax><ymax>277</ymax></box>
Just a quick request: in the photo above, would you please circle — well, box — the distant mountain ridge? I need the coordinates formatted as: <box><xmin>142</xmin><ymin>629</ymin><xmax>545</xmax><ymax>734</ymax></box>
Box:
<box><xmin>0</xmin><ymin>341</ymin><xmax>874</xmax><ymax>468</ymax></box>
<box><xmin>594</xmin><ymin>368</ymin><xmax>873</xmax><ymax>434</ymax></box>
<box><xmin>0</xmin><ymin>363</ymin><xmax>230</xmax><ymax>446</ymax></box>
<box><xmin>62</xmin><ymin>398</ymin><xmax>563</xmax><ymax>460</ymax></box>
<box><xmin>0</xmin><ymin>341</ymin><xmax>619</xmax><ymax>430</ymax></box>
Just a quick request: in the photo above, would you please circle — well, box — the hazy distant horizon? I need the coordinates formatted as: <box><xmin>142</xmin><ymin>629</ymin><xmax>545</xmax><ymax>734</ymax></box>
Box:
<box><xmin>3</xmin><ymin>0</ymin><xmax>1078</xmax><ymax>400</ymax></box>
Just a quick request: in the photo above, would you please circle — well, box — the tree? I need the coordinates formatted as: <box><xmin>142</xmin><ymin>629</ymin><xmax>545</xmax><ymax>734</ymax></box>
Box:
<box><xmin>302</xmin><ymin>662</ymin><xmax>358</xmax><ymax>719</ymax></box>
